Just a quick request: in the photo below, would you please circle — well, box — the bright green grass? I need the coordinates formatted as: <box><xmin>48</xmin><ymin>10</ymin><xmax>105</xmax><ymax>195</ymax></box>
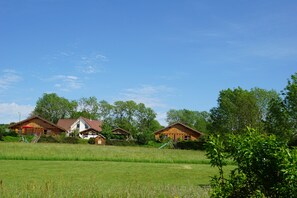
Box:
<box><xmin>0</xmin><ymin>142</ymin><xmax>236</xmax><ymax>197</ymax></box>
<box><xmin>0</xmin><ymin>142</ymin><xmax>212</xmax><ymax>164</ymax></box>
<box><xmin>0</xmin><ymin>160</ymin><xmax>235</xmax><ymax>197</ymax></box>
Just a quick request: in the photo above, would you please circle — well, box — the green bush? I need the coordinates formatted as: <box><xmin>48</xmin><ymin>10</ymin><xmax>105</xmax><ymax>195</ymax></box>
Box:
<box><xmin>3</xmin><ymin>136</ymin><xmax>20</xmax><ymax>142</ymax></box>
<box><xmin>88</xmin><ymin>138</ymin><xmax>95</xmax><ymax>144</ymax></box>
<box><xmin>79</xmin><ymin>139</ymin><xmax>89</xmax><ymax>144</ymax></box>
<box><xmin>62</xmin><ymin>137</ymin><xmax>79</xmax><ymax>144</ymax></box>
<box><xmin>106</xmin><ymin>139</ymin><xmax>137</xmax><ymax>146</ymax></box>
<box><xmin>174</xmin><ymin>140</ymin><xmax>205</xmax><ymax>150</ymax></box>
<box><xmin>206</xmin><ymin>128</ymin><xmax>297</xmax><ymax>197</ymax></box>
<box><xmin>38</xmin><ymin>135</ymin><xmax>59</xmax><ymax>143</ymax></box>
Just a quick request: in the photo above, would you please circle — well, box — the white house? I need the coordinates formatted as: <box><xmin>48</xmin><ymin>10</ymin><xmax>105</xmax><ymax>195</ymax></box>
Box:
<box><xmin>57</xmin><ymin>117</ymin><xmax>103</xmax><ymax>139</ymax></box>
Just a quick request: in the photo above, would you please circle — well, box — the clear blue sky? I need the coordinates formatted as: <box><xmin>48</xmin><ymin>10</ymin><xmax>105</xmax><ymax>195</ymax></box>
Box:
<box><xmin>0</xmin><ymin>0</ymin><xmax>296</xmax><ymax>124</ymax></box>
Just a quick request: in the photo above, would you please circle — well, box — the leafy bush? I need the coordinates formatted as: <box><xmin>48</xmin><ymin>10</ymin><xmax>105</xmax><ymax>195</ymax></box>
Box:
<box><xmin>38</xmin><ymin>135</ymin><xmax>59</xmax><ymax>143</ymax></box>
<box><xmin>106</xmin><ymin>139</ymin><xmax>137</xmax><ymax>146</ymax></box>
<box><xmin>62</xmin><ymin>137</ymin><xmax>79</xmax><ymax>144</ymax></box>
<box><xmin>206</xmin><ymin>128</ymin><xmax>297</xmax><ymax>197</ymax></box>
<box><xmin>79</xmin><ymin>139</ymin><xmax>89</xmax><ymax>144</ymax></box>
<box><xmin>3</xmin><ymin>136</ymin><xmax>20</xmax><ymax>142</ymax></box>
<box><xmin>174</xmin><ymin>140</ymin><xmax>205</xmax><ymax>150</ymax></box>
<box><xmin>88</xmin><ymin>138</ymin><xmax>95</xmax><ymax>144</ymax></box>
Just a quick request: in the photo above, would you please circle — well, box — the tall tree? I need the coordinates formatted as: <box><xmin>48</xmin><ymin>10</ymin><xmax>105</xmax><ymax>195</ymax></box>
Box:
<box><xmin>33</xmin><ymin>93</ymin><xmax>77</xmax><ymax>123</ymax></box>
<box><xmin>250</xmin><ymin>87</ymin><xmax>278</xmax><ymax>121</ymax></box>
<box><xmin>72</xmin><ymin>96</ymin><xmax>99</xmax><ymax>119</ymax></box>
<box><xmin>210</xmin><ymin>87</ymin><xmax>261</xmax><ymax>135</ymax></box>
<box><xmin>266</xmin><ymin>72</ymin><xmax>297</xmax><ymax>141</ymax></box>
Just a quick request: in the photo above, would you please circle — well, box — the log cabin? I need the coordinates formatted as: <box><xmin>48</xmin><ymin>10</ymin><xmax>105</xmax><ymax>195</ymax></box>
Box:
<box><xmin>154</xmin><ymin>122</ymin><xmax>203</xmax><ymax>142</ymax></box>
<box><xmin>9</xmin><ymin>115</ymin><xmax>65</xmax><ymax>136</ymax></box>
<box><xmin>111</xmin><ymin>128</ymin><xmax>131</xmax><ymax>139</ymax></box>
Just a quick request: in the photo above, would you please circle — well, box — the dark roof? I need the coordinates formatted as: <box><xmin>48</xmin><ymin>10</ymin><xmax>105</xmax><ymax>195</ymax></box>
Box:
<box><xmin>79</xmin><ymin>128</ymin><xmax>101</xmax><ymax>134</ymax></box>
<box><xmin>57</xmin><ymin>117</ymin><xmax>102</xmax><ymax>132</ymax></box>
<box><xmin>112</xmin><ymin>128</ymin><xmax>130</xmax><ymax>135</ymax></box>
<box><xmin>9</xmin><ymin>115</ymin><xmax>66</xmax><ymax>132</ymax></box>
<box><xmin>96</xmin><ymin>134</ymin><xmax>106</xmax><ymax>139</ymax></box>
<box><xmin>154</xmin><ymin>122</ymin><xmax>203</xmax><ymax>136</ymax></box>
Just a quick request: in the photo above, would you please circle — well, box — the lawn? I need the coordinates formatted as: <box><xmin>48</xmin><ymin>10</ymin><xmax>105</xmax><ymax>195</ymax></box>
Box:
<box><xmin>0</xmin><ymin>142</ymin><xmax>235</xmax><ymax>197</ymax></box>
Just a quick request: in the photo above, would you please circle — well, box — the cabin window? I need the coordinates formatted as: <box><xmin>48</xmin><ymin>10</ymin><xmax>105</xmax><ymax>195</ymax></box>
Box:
<box><xmin>44</xmin><ymin>130</ymin><xmax>47</xmax><ymax>135</ymax></box>
<box><xmin>85</xmin><ymin>124</ymin><xmax>89</xmax><ymax>129</ymax></box>
<box><xmin>77</xmin><ymin>123</ymin><xmax>80</xmax><ymax>129</ymax></box>
<box><xmin>184</xmin><ymin>135</ymin><xmax>190</xmax><ymax>141</ymax></box>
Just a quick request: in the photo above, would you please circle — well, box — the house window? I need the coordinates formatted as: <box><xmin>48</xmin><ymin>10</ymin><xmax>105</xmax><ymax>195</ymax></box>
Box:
<box><xmin>184</xmin><ymin>135</ymin><xmax>191</xmax><ymax>141</ymax></box>
<box><xmin>77</xmin><ymin>123</ymin><xmax>80</xmax><ymax>129</ymax></box>
<box><xmin>85</xmin><ymin>124</ymin><xmax>89</xmax><ymax>129</ymax></box>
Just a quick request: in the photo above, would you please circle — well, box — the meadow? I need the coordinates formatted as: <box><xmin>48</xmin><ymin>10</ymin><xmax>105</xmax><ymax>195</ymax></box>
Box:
<box><xmin>0</xmin><ymin>142</ymin><xmax>235</xmax><ymax>197</ymax></box>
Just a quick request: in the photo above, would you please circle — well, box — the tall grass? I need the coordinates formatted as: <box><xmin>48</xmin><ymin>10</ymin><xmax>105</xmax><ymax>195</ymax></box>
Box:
<box><xmin>0</xmin><ymin>142</ymin><xmax>212</xmax><ymax>164</ymax></box>
<box><xmin>0</xmin><ymin>160</ymin><xmax>233</xmax><ymax>197</ymax></box>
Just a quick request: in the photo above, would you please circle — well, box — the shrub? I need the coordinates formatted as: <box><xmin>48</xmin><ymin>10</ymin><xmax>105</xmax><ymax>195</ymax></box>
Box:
<box><xmin>3</xmin><ymin>136</ymin><xmax>20</xmax><ymax>142</ymax></box>
<box><xmin>106</xmin><ymin>139</ymin><xmax>137</xmax><ymax>146</ymax></box>
<box><xmin>88</xmin><ymin>138</ymin><xmax>95</xmax><ymax>144</ymax></box>
<box><xmin>206</xmin><ymin>128</ymin><xmax>297</xmax><ymax>197</ymax></box>
<box><xmin>62</xmin><ymin>137</ymin><xmax>79</xmax><ymax>144</ymax></box>
<box><xmin>38</xmin><ymin>135</ymin><xmax>59</xmax><ymax>143</ymax></box>
<box><xmin>174</xmin><ymin>140</ymin><xmax>205</xmax><ymax>150</ymax></box>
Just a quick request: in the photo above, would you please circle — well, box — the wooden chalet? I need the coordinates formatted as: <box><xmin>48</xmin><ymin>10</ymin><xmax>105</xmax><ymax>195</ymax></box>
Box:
<box><xmin>111</xmin><ymin>128</ymin><xmax>131</xmax><ymax>139</ymax></box>
<box><xmin>154</xmin><ymin>122</ymin><xmax>203</xmax><ymax>142</ymax></box>
<box><xmin>9</xmin><ymin>115</ymin><xmax>65</xmax><ymax>135</ymax></box>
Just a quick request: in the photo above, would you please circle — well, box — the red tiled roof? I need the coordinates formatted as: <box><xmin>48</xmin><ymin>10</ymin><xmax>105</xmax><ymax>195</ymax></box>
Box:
<box><xmin>81</xmin><ymin>117</ymin><xmax>102</xmax><ymax>132</ymax></box>
<box><xmin>57</xmin><ymin>117</ymin><xmax>102</xmax><ymax>132</ymax></box>
<box><xmin>56</xmin><ymin>119</ymin><xmax>77</xmax><ymax>131</ymax></box>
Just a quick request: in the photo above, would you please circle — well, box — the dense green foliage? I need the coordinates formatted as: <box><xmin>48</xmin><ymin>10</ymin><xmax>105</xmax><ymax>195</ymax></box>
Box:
<box><xmin>266</xmin><ymin>73</ymin><xmax>297</xmax><ymax>144</ymax></box>
<box><xmin>98</xmin><ymin>100</ymin><xmax>162</xmax><ymax>141</ymax></box>
<box><xmin>210</xmin><ymin>87</ymin><xmax>262</xmax><ymax>135</ymax></box>
<box><xmin>206</xmin><ymin>128</ymin><xmax>297</xmax><ymax>197</ymax></box>
<box><xmin>166</xmin><ymin>109</ymin><xmax>210</xmax><ymax>133</ymax></box>
<box><xmin>33</xmin><ymin>93</ymin><xmax>77</xmax><ymax>123</ymax></box>
<box><xmin>174</xmin><ymin>140</ymin><xmax>205</xmax><ymax>150</ymax></box>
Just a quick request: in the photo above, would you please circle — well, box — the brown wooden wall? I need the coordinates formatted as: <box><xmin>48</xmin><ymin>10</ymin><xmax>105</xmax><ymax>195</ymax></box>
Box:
<box><xmin>155</xmin><ymin>125</ymin><xmax>201</xmax><ymax>141</ymax></box>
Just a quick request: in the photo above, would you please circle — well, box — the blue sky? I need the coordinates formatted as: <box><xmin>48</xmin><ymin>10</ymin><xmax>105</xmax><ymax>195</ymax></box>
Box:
<box><xmin>0</xmin><ymin>0</ymin><xmax>297</xmax><ymax>124</ymax></box>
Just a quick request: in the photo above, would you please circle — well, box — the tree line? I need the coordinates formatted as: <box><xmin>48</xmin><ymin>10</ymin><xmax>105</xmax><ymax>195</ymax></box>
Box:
<box><xmin>31</xmin><ymin>72</ymin><xmax>297</xmax><ymax>144</ymax></box>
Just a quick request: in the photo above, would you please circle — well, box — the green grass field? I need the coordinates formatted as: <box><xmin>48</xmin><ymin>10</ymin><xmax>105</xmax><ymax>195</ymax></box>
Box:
<box><xmin>0</xmin><ymin>142</ymin><xmax>235</xmax><ymax>197</ymax></box>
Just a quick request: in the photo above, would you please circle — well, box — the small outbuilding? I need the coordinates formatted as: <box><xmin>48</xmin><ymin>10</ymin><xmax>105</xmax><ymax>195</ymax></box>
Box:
<box><xmin>95</xmin><ymin>134</ymin><xmax>106</xmax><ymax>145</ymax></box>
<box><xmin>154</xmin><ymin>122</ymin><xmax>203</xmax><ymax>142</ymax></box>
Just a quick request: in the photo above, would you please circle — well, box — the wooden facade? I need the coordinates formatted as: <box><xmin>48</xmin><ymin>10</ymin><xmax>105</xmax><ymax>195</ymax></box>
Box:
<box><xmin>9</xmin><ymin>115</ymin><xmax>65</xmax><ymax>135</ymax></box>
<box><xmin>111</xmin><ymin>128</ymin><xmax>131</xmax><ymax>139</ymax></box>
<box><xmin>154</xmin><ymin>122</ymin><xmax>203</xmax><ymax>142</ymax></box>
<box><xmin>95</xmin><ymin>135</ymin><xmax>106</xmax><ymax>145</ymax></box>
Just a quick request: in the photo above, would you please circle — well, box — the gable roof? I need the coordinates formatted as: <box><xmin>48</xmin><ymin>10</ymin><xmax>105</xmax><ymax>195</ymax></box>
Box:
<box><xmin>56</xmin><ymin>118</ymin><xmax>77</xmax><ymax>131</ymax></box>
<box><xmin>57</xmin><ymin>117</ymin><xmax>102</xmax><ymax>132</ymax></box>
<box><xmin>112</xmin><ymin>128</ymin><xmax>130</xmax><ymax>135</ymax></box>
<box><xmin>79</xmin><ymin>128</ymin><xmax>101</xmax><ymax>134</ymax></box>
<box><xmin>154</xmin><ymin>122</ymin><xmax>203</xmax><ymax>136</ymax></box>
<box><xmin>9</xmin><ymin>115</ymin><xmax>66</xmax><ymax>132</ymax></box>
<box><xmin>82</xmin><ymin>117</ymin><xmax>102</xmax><ymax>132</ymax></box>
